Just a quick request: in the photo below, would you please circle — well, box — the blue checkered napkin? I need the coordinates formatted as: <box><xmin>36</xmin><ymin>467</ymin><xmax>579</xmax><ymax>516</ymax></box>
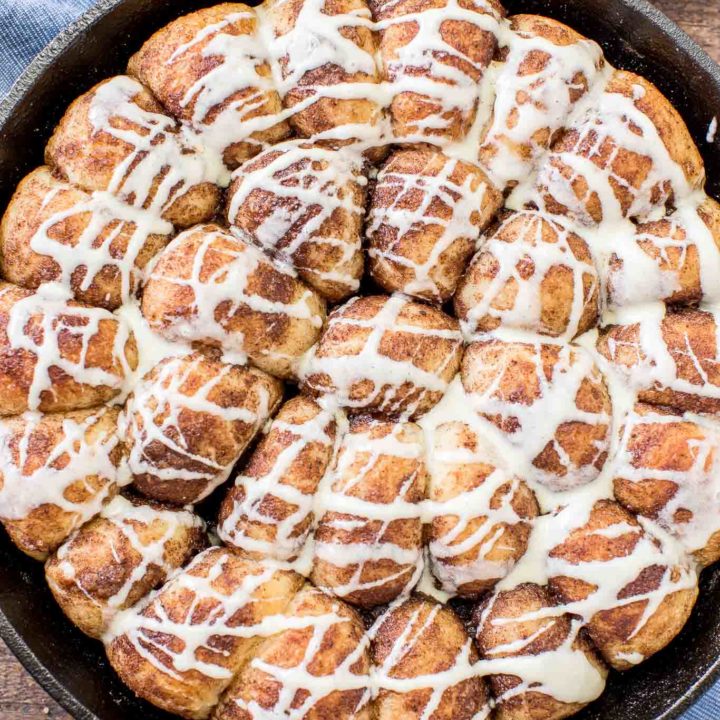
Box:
<box><xmin>0</xmin><ymin>0</ymin><xmax>718</xmax><ymax>718</ymax></box>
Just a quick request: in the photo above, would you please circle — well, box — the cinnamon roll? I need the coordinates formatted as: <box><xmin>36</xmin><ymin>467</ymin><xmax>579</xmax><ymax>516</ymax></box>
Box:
<box><xmin>536</xmin><ymin>71</ymin><xmax>705</xmax><ymax>225</ymax></box>
<box><xmin>367</xmin><ymin>147</ymin><xmax>502</xmax><ymax>303</ymax></box>
<box><xmin>0</xmin><ymin>282</ymin><xmax>137</xmax><ymax>415</ymax></box>
<box><xmin>372</xmin><ymin>596</ymin><xmax>489</xmax><ymax>720</ymax></box>
<box><xmin>0</xmin><ymin>406</ymin><xmax>125</xmax><ymax>560</ymax></box>
<box><xmin>141</xmin><ymin>223</ymin><xmax>326</xmax><ymax>379</ymax></box>
<box><xmin>45</xmin><ymin>495</ymin><xmax>205</xmax><ymax>638</ymax></box>
<box><xmin>106</xmin><ymin>548</ymin><xmax>304</xmax><ymax>719</ymax></box>
<box><xmin>547</xmin><ymin>499</ymin><xmax>698</xmax><ymax>670</ymax></box>
<box><xmin>128</xmin><ymin>4</ymin><xmax>290</xmax><ymax>170</ymax></box>
<box><xmin>455</xmin><ymin>209</ymin><xmax>599</xmax><ymax>339</ymax></box>
<box><xmin>265</xmin><ymin>0</ymin><xmax>383</xmax><ymax>148</ymax></box>
<box><xmin>45</xmin><ymin>76</ymin><xmax>222</xmax><ymax>227</ymax></box>
<box><xmin>311</xmin><ymin>416</ymin><xmax>427</xmax><ymax>607</ymax></box>
<box><xmin>596</xmin><ymin>306</ymin><xmax>720</xmax><ymax>415</ymax></box>
<box><xmin>0</xmin><ymin>166</ymin><xmax>172</xmax><ymax>310</ymax></box>
<box><xmin>605</xmin><ymin>197</ymin><xmax>720</xmax><ymax>308</ymax></box>
<box><xmin>124</xmin><ymin>353</ymin><xmax>283</xmax><ymax>505</ymax></box>
<box><xmin>218</xmin><ymin>395</ymin><xmax>339</xmax><ymax>561</ymax></box>
<box><xmin>301</xmin><ymin>294</ymin><xmax>463</xmax><ymax>418</ymax></box>
<box><xmin>462</xmin><ymin>340</ymin><xmax>612</xmax><ymax>491</ymax></box>
<box><xmin>479</xmin><ymin>14</ymin><xmax>604</xmax><ymax>188</ymax></box>
<box><xmin>474</xmin><ymin>583</ymin><xmax>608</xmax><ymax>720</ymax></box>
<box><xmin>213</xmin><ymin>585</ymin><xmax>372</xmax><ymax>720</ymax></box>
<box><xmin>427</xmin><ymin>417</ymin><xmax>539</xmax><ymax>597</ymax></box>
<box><xmin>226</xmin><ymin>141</ymin><xmax>366</xmax><ymax>302</ymax></box>
<box><xmin>373</xmin><ymin>0</ymin><xmax>504</xmax><ymax>143</ymax></box>
<box><xmin>613</xmin><ymin>403</ymin><xmax>720</xmax><ymax>568</ymax></box>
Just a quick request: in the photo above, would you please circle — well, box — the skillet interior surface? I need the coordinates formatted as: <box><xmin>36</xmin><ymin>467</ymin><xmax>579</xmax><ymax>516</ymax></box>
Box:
<box><xmin>1</xmin><ymin>0</ymin><xmax>720</xmax><ymax>719</ymax></box>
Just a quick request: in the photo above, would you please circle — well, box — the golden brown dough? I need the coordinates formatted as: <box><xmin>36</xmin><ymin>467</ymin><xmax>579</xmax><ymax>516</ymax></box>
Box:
<box><xmin>596</xmin><ymin>307</ymin><xmax>720</xmax><ymax>415</ymax></box>
<box><xmin>537</xmin><ymin>71</ymin><xmax>705</xmax><ymax>225</ymax></box>
<box><xmin>213</xmin><ymin>585</ymin><xmax>372</xmax><ymax>720</ymax></box>
<box><xmin>45</xmin><ymin>76</ymin><xmax>221</xmax><ymax>228</ymax></box>
<box><xmin>479</xmin><ymin>14</ymin><xmax>605</xmax><ymax>187</ymax></box>
<box><xmin>124</xmin><ymin>352</ymin><xmax>283</xmax><ymax>505</ymax></box>
<box><xmin>0</xmin><ymin>406</ymin><xmax>124</xmax><ymax>560</ymax></box>
<box><xmin>0</xmin><ymin>282</ymin><xmax>137</xmax><ymax>415</ymax></box>
<box><xmin>265</xmin><ymin>0</ymin><xmax>383</xmax><ymax>146</ymax></box>
<box><xmin>105</xmin><ymin>547</ymin><xmax>304</xmax><ymax>720</ymax></box>
<box><xmin>226</xmin><ymin>141</ymin><xmax>366</xmax><ymax>302</ymax></box>
<box><xmin>474</xmin><ymin>583</ymin><xmax>607</xmax><ymax>720</ymax></box>
<box><xmin>428</xmin><ymin>419</ymin><xmax>539</xmax><ymax>597</ymax></box>
<box><xmin>373</xmin><ymin>0</ymin><xmax>504</xmax><ymax>143</ymax></box>
<box><xmin>462</xmin><ymin>340</ymin><xmax>611</xmax><ymax>491</ymax></box>
<box><xmin>606</xmin><ymin>197</ymin><xmax>720</xmax><ymax>308</ymax></box>
<box><xmin>372</xmin><ymin>596</ymin><xmax>489</xmax><ymax>720</ymax></box>
<box><xmin>141</xmin><ymin>224</ymin><xmax>326</xmax><ymax>380</ymax></box>
<box><xmin>613</xmin><ymin>403</ymin><xmax>720</xmax><ymax>568</ymax></box>
<box><xmin>128</xmin><ymin>4</ymin><xmax>290</xmax><ymax>169</ymax></box>
<box><xmin>312</xmin><ymin>416</ymin><xmax>427</xmax><ymax>607</ymax></box>
<box><xmin>455</xmin><ymin>209</ymin><xmax>599</xmax><ymax>339</ymax></box>
<box><xmin>367</xmin><ymin>147</ymin><xmax>502</xmax><ymax>303</ymax></box>
<box><xmin>0</xmin><ymin>166</ymin><xmax>172</xmax><ymax>310</ymax></box>
<box><xmin>301</xmin><ymin>294</ymin><xmax>463</xmax><ymax>418</ymax></box>
<box><xmin>548</xmin><ymin>499</ymin><xmax>698</xmax><ymax>671</ymax></box>
<box><xmin>218</xmin><ymin>396</ymin><xmax>338</xmax><ymax>561</ymax></box>
<box><xmin>45</xmin><ymin>496</ymin><xmax>205</xmax><ymax>638</ymax></box>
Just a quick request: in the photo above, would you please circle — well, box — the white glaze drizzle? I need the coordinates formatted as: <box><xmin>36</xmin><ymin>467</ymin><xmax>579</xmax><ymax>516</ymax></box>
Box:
<box><xmin>532</xmin><ymin>75</ymin><xmax>697</xmax><ymax>227</ymax></box>
<box><xmin>463</xmin><ymin>340</ymin><xmax>612</xmax><ymax>491</ymax></box>
<box><xmin>105</xmin><ymin>550</ymin><xmax>301</xmax><ymax>681</ymax></box>
<box><xmin>614</xmin><ymin>404</ymin><xmax>720</xmax><ymax>557</ymax></box>
<box><xmin>605</xmin><ymin>202</ymin><xmax>720</xmax><ymax>308</ymax></box>
<box><xmin>115</xmin><ymin>298</ymin><xmax>191</xmax><ymax>386</ymax></box>
<box><xmin>480</xmin><ymin>19</ymin><xmax>604</xmax><ymax>187</ymax></box>
<box><xmin>164</xmin><ymin>10</ymin><xmax>283</xmax><ymax>173</ymax></box>
<box><xmin>0</xmin><ymin>282</ymin><xmax>134</xmax><ymax>410</ymax></box>
<box><xmin>425</xmin><ymin>417</ymin><xmax>530</xmax><ymax>595</ymax></box>
<box><xmin>230</xmin><ymin>586</ymin><xmax>372</xmax><ymax>718</ymax></box>
<box><xmin>27</xmin><ymin>180</ymin><xmax>172</xmax><ymax>307</ymax></box>
<box><xmin>85</xmin><ymin>75</ymin><xmax>225</xmax><ymax>204</ymax></box>
<box><xmin>312</xmin><ymin>417</ymin><xmax>426</xmax><ymax>600</ymax></box>
<box><xmin>0</xmin><ymin>406</ymin><xmax>125</xmax><ymax>523</ymax></box>
<box><xmin>595</xmin><ymin>303</ymin><xmax>720</xmax><ymax>403</ymax></box>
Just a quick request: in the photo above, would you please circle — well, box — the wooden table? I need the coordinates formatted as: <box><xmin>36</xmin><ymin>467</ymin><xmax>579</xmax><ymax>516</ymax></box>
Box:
<box><xmin>1</xmin><ymin>1</ymin><xmax>720</xmax><ymax>718</ymax></box>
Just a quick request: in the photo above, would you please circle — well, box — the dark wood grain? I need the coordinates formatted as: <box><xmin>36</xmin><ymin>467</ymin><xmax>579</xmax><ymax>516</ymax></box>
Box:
<box><xmin>655</xmin><ymin>0</ymin><xmax>720</xmax><ymax>63</ymax></box>
<box><xmin>1</xmin><ymin>1</ymin><xmax>719</xmax><ymax>718</ymax></box>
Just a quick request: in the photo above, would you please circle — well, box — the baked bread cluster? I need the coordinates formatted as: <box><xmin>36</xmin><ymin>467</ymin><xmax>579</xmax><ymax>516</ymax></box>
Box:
<box><xmin>1</xmin><ymin>0</ymin><xmax>719</xmax><ymax>718</ymax></box>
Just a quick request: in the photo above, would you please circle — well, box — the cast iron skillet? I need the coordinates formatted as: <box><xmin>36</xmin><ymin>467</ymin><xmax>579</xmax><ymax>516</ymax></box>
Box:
<box><xmin>1</xmin><ymin>1</ymin><xmax>720</xmax><ymax>718</ymax></box>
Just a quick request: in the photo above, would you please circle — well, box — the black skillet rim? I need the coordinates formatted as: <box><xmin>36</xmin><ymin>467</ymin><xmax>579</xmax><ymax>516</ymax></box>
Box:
<box><xmin>1</xmin><ymin>0</ymin><xmax>720</xmax><ymax>718</ymax></box>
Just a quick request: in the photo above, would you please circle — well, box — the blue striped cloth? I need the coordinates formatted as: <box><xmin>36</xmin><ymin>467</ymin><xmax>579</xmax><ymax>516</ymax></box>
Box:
<box><xmin>0</xmin><ymin>1</ymin><xmax>718</xmax><ymax>719</ymax></box>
